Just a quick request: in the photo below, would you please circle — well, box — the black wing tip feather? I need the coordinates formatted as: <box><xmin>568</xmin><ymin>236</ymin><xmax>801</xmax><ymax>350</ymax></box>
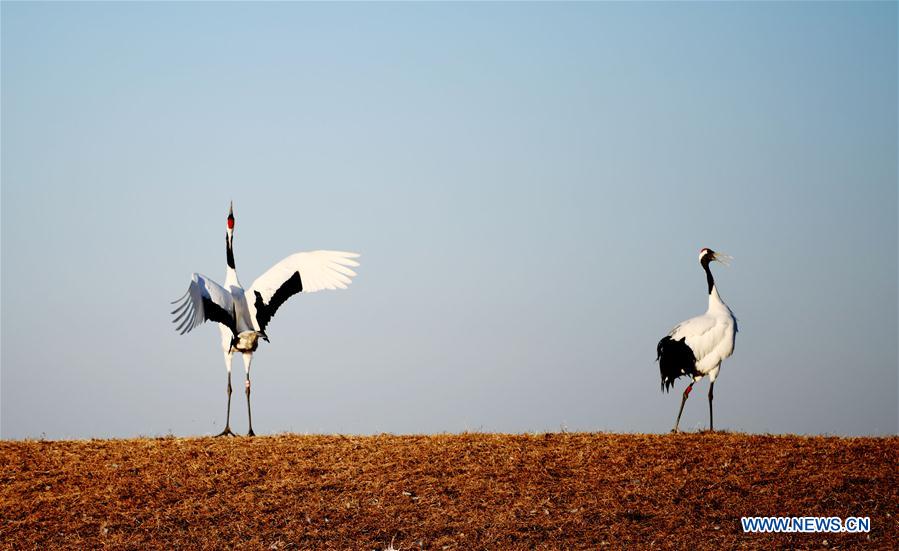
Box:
<box><xmin>201</xmin><ymin>295</ymin><xmax>237</xmax><ymax>336</ymax></box>
<box><xmin>657</xmin><ymin>336</ymin><xmax>697</xmax><ymax>393</ymax></box>
<box><xmin>253</xmin><ymin>271</ymin><xmax>303</xmax><ymax>333</ymax></box>
<box><xmin>171</xmin><ymin>277</ymin><xmax>239</xmax><ymax>337</ymax></box>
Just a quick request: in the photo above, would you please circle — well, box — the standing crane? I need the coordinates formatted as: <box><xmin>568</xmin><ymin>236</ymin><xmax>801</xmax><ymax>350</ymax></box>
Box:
<box><xmin>656</xmin><ymin>248</ymin><xmax>737</xmax><ymax>432</ymax></box>
<box><xmin>171</xmin><ymin>203</ymin><xmax>360</xmax><ymax>436</ymax></box>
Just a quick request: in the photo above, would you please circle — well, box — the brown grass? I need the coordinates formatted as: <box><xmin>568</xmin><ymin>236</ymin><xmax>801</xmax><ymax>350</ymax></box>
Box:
<box><xmin>1</xmin><ymin>433</ymin><xmax>896</xmax><ymax>550</ymax></box>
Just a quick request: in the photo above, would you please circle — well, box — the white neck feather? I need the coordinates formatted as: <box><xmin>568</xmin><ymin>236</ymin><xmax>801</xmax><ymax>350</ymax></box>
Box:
<box><xmin>225</xmin><ymin>266</ymin><xmax>240</xmax><ymax>288</ymax></box>
<box><xmin>707</xmin><ymin>285</ymin><xmax>730</xmax><ymax>314</ymax></box>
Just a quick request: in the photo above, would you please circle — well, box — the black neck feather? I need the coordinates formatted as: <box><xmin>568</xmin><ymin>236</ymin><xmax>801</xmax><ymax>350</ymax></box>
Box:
<box><xmin>226</xmin><ymin>233</ymin><xmax>235</xmax><ymax>269</ymax></box>
<box><xmin>702</xmin><ymin>259</ymin><xmax>714</xmax><ymax>295</ymax></box>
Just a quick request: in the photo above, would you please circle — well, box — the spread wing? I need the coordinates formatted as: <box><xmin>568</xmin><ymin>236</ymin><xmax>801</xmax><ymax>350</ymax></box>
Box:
<box><xmin>246</xmin><ymin>250</ymin><xmax>360</xmax><ymax>333</ymax></box>
<box><xmin>171</xmin><ymin>273</ymin><xmax>237</xmax><ymax>336</ymax></box>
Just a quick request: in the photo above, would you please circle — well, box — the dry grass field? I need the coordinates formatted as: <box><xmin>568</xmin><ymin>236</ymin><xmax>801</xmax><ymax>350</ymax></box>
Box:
<box><xmin>1</xmin><ymin>433</ymin><xmax>896</xmax><ymax>550</ymax></box>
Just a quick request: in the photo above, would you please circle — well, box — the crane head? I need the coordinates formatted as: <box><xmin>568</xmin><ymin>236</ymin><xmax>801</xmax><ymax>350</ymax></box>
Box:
<box><xmin>227</xmin><ymin>202</ymin><xmax>235</xmax><ymax>230</ymax></box>
<box><xmin>699</xmin><ymin>247</ymin><xmax>732</xmax><ymax>266</ymax></box>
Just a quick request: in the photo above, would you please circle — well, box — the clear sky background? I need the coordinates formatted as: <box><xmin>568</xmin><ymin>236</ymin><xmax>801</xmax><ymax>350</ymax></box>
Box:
<box><xmin>2</xmin><ymin>2</ymin><xmax>896</xmax><ymax>439</ymax></box>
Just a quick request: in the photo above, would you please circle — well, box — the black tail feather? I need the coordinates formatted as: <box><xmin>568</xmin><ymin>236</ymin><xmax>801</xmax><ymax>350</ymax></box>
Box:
<box><xmin>656</xmin><ymin>336</ymin><xmax>697</xmax><ymax>392</ymax></box>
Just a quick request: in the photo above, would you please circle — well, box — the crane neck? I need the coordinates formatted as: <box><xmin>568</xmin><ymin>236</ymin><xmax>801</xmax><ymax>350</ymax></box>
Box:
<box><xmin>702</xmin><ymin>259</ymin><xmax>714</xmax><ymax>295</ymax></box>
<box><xmin>703</xmin><ymin>260</ymin><xmax>728</xmax><ymax>311</ymax></box>
<box><xmin>225</xmin><ymin>230</ymin><xmax>239</xmax><ymax>286</ymax></box>
<box><xmin>708</xmin><ymin>284</ymin><xmax>726</xmax><ymax>310</ymax></box>
<box><xmin>226</xmin><ymin>230</ymin><xmax>235</xmax><ymax>270</ymax></box>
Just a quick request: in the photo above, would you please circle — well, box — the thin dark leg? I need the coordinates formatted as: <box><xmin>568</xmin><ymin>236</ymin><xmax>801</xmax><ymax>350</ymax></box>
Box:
<box><xmin>708</xmin><ymin>381</ymin><xmax>715</xmax><ymax>432</ymax></box>
<box><xmin>672</xmin><ymin>382</ymin><xmax>694</xmax><ymax>433</ymax></box>
<box><xmin>245</xmin><ymin>375</ymin><xmax>255</xmax><ymax>437</ymax></box>
<box><xmin>216</xmin><ymin>372</ymin><xmax>235</xmax><ymax>437</ymax></box>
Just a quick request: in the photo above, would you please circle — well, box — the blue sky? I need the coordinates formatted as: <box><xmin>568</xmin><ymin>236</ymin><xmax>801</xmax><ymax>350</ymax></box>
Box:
<box><xmin>2</xmin><ymin>2</ymin><xmax>896</xmax><ymax>439</ymax></box>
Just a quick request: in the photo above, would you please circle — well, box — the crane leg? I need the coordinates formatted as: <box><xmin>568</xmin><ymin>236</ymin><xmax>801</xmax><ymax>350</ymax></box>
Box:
<box><xmin>216</xmin><ymin>352</ymin><xmax>236</xmax><ymax>437</ymax></box>
<box><xmin>708</xmin><ymin>381</ymin><xmax>715</xmax><ymax>432</ymax></box>
<box><xmin>672</xmin><ymin>382</ymin><xmax>694</xmax><ymax>433</ymax></box>
<box><xmin>243</xmin><ymin>352</ymin><xmax>255</xmax><ymax>437</ymax></box>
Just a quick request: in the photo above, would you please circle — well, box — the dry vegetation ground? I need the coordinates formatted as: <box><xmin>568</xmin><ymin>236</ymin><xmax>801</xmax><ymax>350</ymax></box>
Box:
<box><xmin>1</xmin><ymin>433</ymin><xmax>896</xmax><ymax>550</ymax></box>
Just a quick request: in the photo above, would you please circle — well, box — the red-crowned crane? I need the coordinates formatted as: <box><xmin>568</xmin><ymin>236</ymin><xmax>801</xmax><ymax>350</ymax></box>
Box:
<box><xmin>171</xmin><ymin>203</ymin><xmax>360</xmax><ymax>436</ymax></box>
<box><xmin>656</xmin><ymin>248</ymin><xmax>737</xmax><ymax>432</ymax></box>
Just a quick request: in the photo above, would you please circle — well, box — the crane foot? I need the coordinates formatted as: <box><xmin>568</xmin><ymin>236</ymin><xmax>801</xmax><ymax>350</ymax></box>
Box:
<box><xmin>216</xmin><ymin>427</ymin><xmax>236</xmax><ymax>437</ymax></box>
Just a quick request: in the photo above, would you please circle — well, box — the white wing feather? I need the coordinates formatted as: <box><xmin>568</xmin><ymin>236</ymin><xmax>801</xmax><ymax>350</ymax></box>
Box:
<box><xmin>246</xmin><ymin>250</ymin><xmax>360</xmax><ymax>331</ymax></box>
<box><xmin>171</xmin><ymin>274</ymin><xmax>235</xmax><ymax>335</ymax></box>
<box><xmin>668</xmin><ymin>315</ymin><xmax>716</xmax><ymax>343</ymax></box>
<box><xmin>668</xmin><ymin>313</ymin><xmax>735</xmax><ymax>374</ymax></box>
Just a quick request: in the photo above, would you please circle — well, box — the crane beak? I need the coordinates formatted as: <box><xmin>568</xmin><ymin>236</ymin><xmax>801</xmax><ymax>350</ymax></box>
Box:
<box><xmin>712</xmin><ymin>252</ymin><xmax>733</xmax><ymax>266</ymax></box>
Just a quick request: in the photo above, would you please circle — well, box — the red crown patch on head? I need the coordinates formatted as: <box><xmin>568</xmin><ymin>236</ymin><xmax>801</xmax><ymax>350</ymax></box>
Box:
<box><xmin>227</xmin><ymin>216</ymin><xmax>234</xmax><ymax>229</ymax></box>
